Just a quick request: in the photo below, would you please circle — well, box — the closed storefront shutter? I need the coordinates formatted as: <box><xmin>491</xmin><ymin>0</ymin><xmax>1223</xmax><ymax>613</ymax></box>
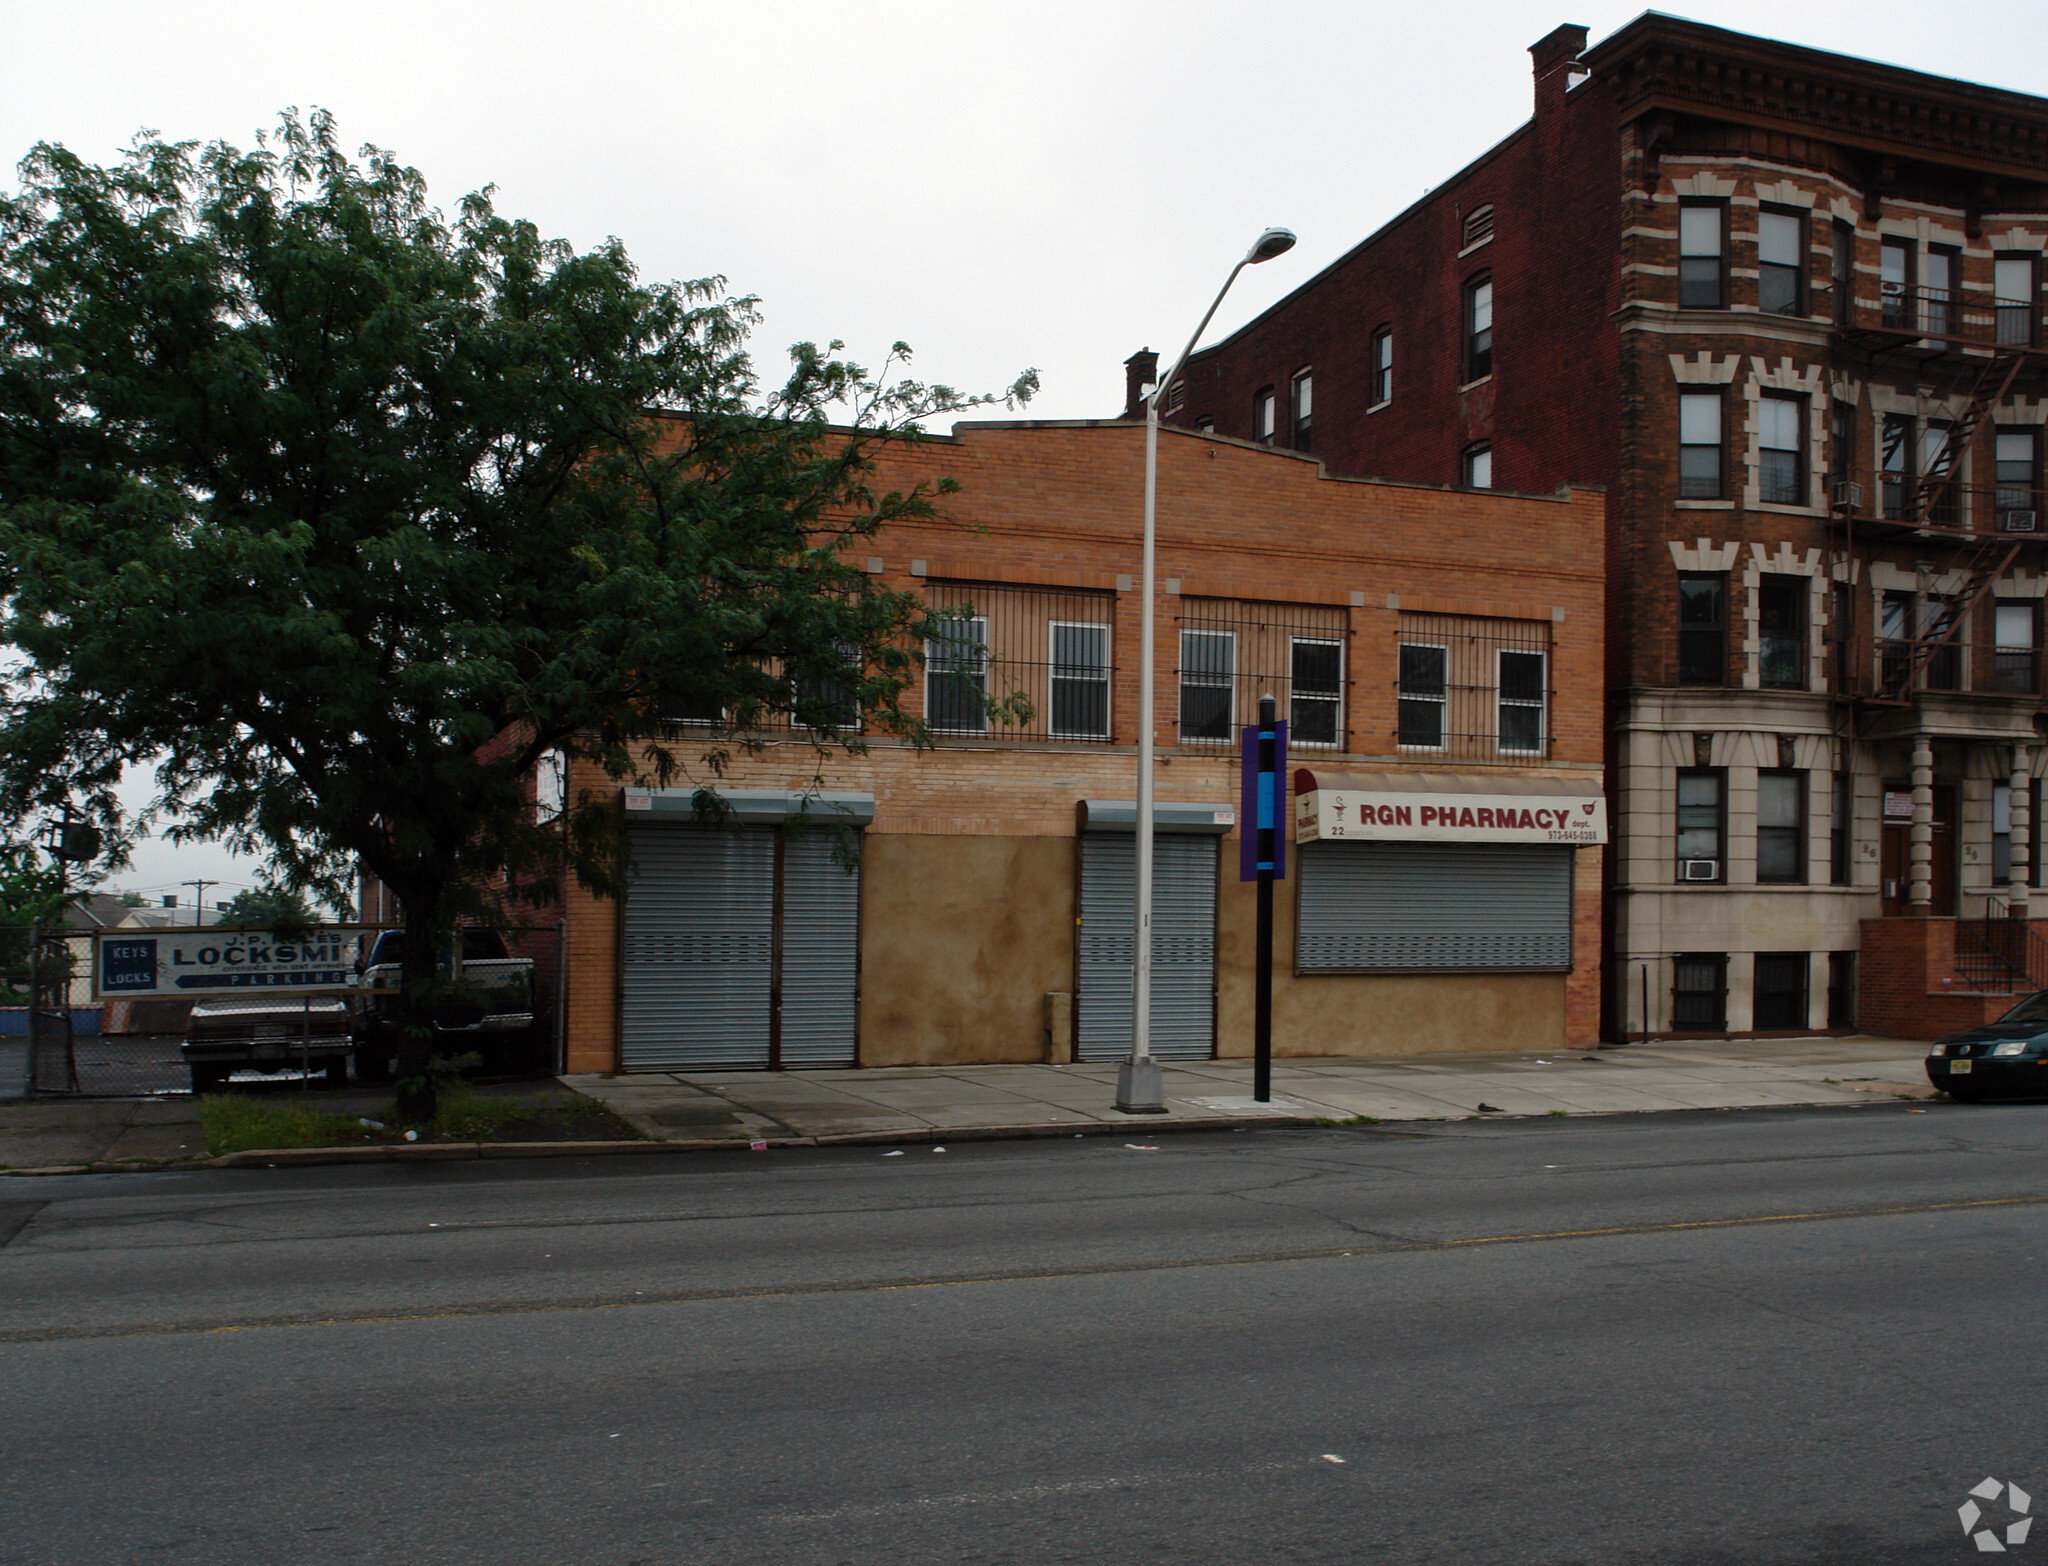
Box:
<box><xmin>1076</xmin><ymin>832</ymin><xmax>1217</xmax><ymax>1060</ymax></box>
<box><xmin>621</xmin><ymin>823</ymin><xmax>861</xmax><ymax>1071</ymax></box>
<box><xmin>622</xmin><ymin>825</ymin><xmax>775</xmax><ymax>1070</ymax></box>
<box><xmin>778</xmin><ymin>830</ymin><xmax>861</xmax><ymax>1068</ymax></box>
<box><xmin>1297</xmin><ymin>840</ymin><xmax>1573</xmax><ymax>972</ymax></box>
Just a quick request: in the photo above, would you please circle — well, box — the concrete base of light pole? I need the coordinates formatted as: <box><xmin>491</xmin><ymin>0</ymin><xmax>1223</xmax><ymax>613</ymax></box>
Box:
<box><xmin>1115</xmin><ymin>1058</ymin><xmax>1167</xmax><ymax>1113</ymax></box>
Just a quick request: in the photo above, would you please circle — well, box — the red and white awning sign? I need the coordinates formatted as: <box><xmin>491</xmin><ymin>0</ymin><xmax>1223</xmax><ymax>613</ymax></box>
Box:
<box><xmin>1293</xmin><ymin>769</ymin><xmax>1606</xmax><ymax>846</ymax></box>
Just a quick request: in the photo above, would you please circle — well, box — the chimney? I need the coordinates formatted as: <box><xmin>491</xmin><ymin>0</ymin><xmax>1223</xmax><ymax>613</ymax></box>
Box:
<box><xmin>1529</xmin><ymin>23</ymin><xmax>1589</xmax><ymax>117</ymax></box>
<box><xmin>1122</xmin><ymin>348</ymin><xmax>1159</xmax><ymax>421</ymax></box>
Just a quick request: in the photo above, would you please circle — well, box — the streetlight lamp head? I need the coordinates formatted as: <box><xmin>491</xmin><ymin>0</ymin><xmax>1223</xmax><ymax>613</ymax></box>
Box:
<box><xmin>1247</xmin><ymin>227</ymin><xmax>1297</xmax><ymax>264</ymax></box>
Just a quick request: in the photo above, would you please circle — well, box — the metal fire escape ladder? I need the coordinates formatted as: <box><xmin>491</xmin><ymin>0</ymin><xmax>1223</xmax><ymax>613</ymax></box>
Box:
<box><xmin>1872</xmin><ymin>349</ymin><xmax>2029</xmax><ymax>704</ymax></box>
<box><xmin>1911</xmin><ymin>351</ymin><xmax>2027</xmax><ymax>525</ymax></box>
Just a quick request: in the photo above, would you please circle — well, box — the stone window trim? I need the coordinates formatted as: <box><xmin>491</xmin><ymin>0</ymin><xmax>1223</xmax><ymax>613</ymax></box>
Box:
<box><xmin>1740</xmin><ymin>543</ymin><xmax>1828</xmax><ymax>693</ymax></box>
<box><xmin>1741</xmin><ymin>358</ymin><xmax>1827</xmax><ymax>511</ymax></box>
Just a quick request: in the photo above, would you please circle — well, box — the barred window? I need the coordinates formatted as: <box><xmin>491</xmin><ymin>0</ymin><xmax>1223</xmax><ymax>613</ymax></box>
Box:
<box><xmin>1051</xmin><ymin>621</ymin><xmax>1111</xmax><ymax>739</ymax></box>
<box><xmin>923</xmin><ymin>582</ymin><xmax>1117</xmax><ymax>742</ymax></box>
<box><xmin>1397</xmin><ymin>643</ymin><xmax>1447</xmax><ymax>749</ymax></box>
<box><xmin>1178</xmin><ymin>629</ymin><xmax>1235</xmax><ymax>741</ymax></box>
<box><xmin>1291</xmin><ymin>638</ymin><xmax>1343</xmax><ymax>746</ymax></box>
<box><xmin>924</xmin><ymin>614</ymin><xmax>988</xmax><ymax>734</ymax></box>
<box><xmin>1179</xmin><ymin>599</ymin><xmax>1349</xmax><ymax>746</ymax></box>
<box><xmin>1395</xmin><ymin>613</ymin><xmax>1551</xmax><ymax>762</ymax></box>
<box><xmin>1497</xmin><ymin>650</ymin><xmax>1545</xmax><ymax>753</ymax></box>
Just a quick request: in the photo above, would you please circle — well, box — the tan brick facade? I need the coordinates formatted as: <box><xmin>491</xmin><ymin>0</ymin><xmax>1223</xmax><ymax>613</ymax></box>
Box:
<box><xmin>561</xmin><ymin>421</ymin><xmax>1606</xmax><ymax>1072</ymax></box>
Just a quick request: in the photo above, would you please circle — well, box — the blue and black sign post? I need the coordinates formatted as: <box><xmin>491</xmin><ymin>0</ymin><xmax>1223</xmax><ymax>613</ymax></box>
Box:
<box><xmin>1240</xmin><ymin>694</ymin><xmax>1288</xmax><ymax>1103</ymax></box>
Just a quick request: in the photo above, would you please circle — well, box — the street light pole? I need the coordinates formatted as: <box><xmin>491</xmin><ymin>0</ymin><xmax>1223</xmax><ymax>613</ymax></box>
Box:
<box><xmin>1117</xmin><ymin>226</ymin><xmax>1297</xmax><ymax>1115</ymax></box>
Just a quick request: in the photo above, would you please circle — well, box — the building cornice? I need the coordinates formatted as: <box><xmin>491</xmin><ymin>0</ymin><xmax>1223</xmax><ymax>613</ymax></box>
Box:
<box><xmin>1585</xmin><ymin>14</ymin><xmax>2048</xmax><ymax>183</ymax></box>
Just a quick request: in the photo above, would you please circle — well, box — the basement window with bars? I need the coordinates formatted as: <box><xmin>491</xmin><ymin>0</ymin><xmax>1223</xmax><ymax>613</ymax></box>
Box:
<box><xmin>1395</xmin><ymin>613</ymin><xmax>1550</xmax><ymax>762</ymax></box>
<box><xmin>923</xmin><ymin>581</ymin><xmax>1117</xmax><ymax>741</ymax></box>
<box><xmin>1672</xmin><ymin>953</ymin><xmax>1727</xmax><ymax>1030</ymax></box>
<box><xmin>1179</xmin><ymin>599</ymin><xmax>1349</xmax><ymax>746</ymax></box>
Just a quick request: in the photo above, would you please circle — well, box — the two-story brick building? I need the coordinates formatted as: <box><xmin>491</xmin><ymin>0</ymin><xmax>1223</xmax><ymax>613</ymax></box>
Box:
<box><xmin>556</xmin><ymin>420</ymin><xmax>1606</xmax><ymax>1073</ymax></box>
<box><xmin>1149</xmin><ymin>16</ymin><xmax>2048</xmax><ymax>1039</ymax></box>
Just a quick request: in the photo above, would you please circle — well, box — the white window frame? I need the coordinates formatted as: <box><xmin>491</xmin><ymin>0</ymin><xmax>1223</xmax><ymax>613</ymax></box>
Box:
<box><xmin>1463</xmin><ymin>443</ymin><xmax>1493</xmax><ymax>489</ymax></box>
<box><xmin>924</xmin><ymin>614</ymin><xmax>988</xmax><ymax>734</ymax></box>
<box><xmin>1178</xmin><ymin>628</ymin><xmax>1236</xmax><ymax>742</ymax></box>
<box><xmin>1253</xmin><ymin>389</ymin><xmax>1276</xmax><ymax>445</ymax></box>
<box><xmin>1371</xmin><ymin>328</ymin><xmax>1392</xmax><ymax>407</ymax></box>
<box><xmin>1495</xmin><ymin>647</ymin><xmax>1546</xmax><ymax>755</ymax></box>
<box><xmin>1048</xmin><ymin>620</ymin><xmax>1112</xmax><ymax>740</ymax></box>
<box><xmin>1397</xmin><ymin>640</ymin><xmax>1449</xmax><ymax>752</ymax></box>
<box><xmin>1288</xmin><ymin>635</ymin><xmax>1344</xmax><ymax>749</ymax></box>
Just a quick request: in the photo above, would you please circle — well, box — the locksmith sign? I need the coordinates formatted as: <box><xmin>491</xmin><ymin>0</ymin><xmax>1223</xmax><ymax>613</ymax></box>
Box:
<box><xmin>1294</xmin><ymin>772</ymin><xmax>1606</xmax><ymax>846</ymax></box>
<box><xmin>92</xmin><ymin>927</ymin><xmax>367</xmax><ymax>998</ymax></box>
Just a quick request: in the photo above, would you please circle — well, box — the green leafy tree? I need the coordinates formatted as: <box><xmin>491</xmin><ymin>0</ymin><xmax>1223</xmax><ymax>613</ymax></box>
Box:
<box><xmin>0</xmin><ymin>112</ymin><xmax>1033</xmax><ymax>1116</ymax></box>
<box><xmin>219</xmin><ymin>884</ymin><xmax>317</xmax><ymax>930</ymax></box>
<box><xmin>0</xmin><ymin>843</ymin><xmax>67</xmax><ymax>996</ymax></box>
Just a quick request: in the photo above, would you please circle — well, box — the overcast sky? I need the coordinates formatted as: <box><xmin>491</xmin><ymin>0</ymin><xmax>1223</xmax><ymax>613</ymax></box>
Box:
<box><xmin>6</xmin><ymin>0</ymin><xmax>2044</xmax><ymax>900</ymax></box>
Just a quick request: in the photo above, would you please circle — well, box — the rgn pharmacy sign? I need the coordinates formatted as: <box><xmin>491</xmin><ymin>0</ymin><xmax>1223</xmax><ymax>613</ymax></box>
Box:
<box><xmin>93</xmin><ymin>928</ymin><xmax>362</xmax><ymax>998</ymax></box>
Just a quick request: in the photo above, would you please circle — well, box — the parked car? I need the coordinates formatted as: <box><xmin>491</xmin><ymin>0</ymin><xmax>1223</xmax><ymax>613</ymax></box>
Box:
<box><xmin>1925</xmin><ymin>992</ymin><xmax>2048</xmax><ymax>1101</ymax></box>
<box><xmin>184</xmin><ymin>995</ymin><xmax>352</xmax><ymax>1092</ymax></box>
<box><xmin>352</xmin><ymin>928</ymin><xmax>542</xmax><ymax>1081</ymax></box>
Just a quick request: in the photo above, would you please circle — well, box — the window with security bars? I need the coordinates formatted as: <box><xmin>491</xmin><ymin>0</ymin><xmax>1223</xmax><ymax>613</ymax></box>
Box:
<box><xmin>922</xmin><ymin>582</ymin><xmax>1116</xmax><ymax>742</ymax></box>
<box><xmin>1672</xmin><ymin>954</ymin><xmax>1727</xmax><ymax>1030</ymax></box>
<box><xmin>1178</xmin><ymin>599</ymin><xmax>1349</xmax><ymax>747</ymax></box>
<box><xmin>1753</xmin><ymin>953</ymin><xmax>1809</xmax><ymax>1030</ymax></box>
<box><xmin>1395</xmin><ymin>613</ymin><xmax>1550</xmax><ymax>762</ymax></box>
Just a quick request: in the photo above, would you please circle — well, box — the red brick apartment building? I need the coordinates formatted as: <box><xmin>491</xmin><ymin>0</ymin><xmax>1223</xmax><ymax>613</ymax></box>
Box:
<box><xmin>1152</xmin><ymin>16</ymin><xmax>2048</xmax><ymax>1039</ymax></box>
<box><xmin>558</xmin><ymin>422</ymin><xmax>1605</xmax><ymax>1074</ymax></box>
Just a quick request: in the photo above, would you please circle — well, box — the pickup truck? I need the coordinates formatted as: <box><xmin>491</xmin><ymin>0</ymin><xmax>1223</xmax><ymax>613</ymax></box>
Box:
<box><xmin>185</xmin><ymin>995</ymin><xmax>352</xmax><ymax>1092</ymax></box>
<box><xmin>351</xmin><ymin>928</ymin><xmax>542</xmax><ymax>1081</ymax></box>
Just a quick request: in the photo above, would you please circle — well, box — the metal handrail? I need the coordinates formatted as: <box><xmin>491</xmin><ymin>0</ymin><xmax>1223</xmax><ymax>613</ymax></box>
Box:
<box><xmin>1957</xmin><ymin>896</ymin><xmax>2048</xmax><ymax>995</ymax></box>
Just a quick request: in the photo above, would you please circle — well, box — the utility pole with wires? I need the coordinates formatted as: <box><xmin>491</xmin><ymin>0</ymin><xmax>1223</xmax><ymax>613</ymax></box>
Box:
<box><xmin>182</xmin><ymin>880</ymin><xmax>216</xmax><ymax>926</ymax></box>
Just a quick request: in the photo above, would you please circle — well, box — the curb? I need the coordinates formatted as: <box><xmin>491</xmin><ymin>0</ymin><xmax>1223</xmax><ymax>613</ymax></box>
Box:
<box><xmin>3</xmin><ymin>1113</ymin><xmax>1335</xmax><ymax>1174</ymax></box>
<box><xmin>1</xmin><ymin>1097</ymin><xmax>1933</xmax><ymax>1176</ymax></box>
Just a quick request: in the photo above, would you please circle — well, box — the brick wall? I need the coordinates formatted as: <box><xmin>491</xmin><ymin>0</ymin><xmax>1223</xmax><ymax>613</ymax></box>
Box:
<box><xmin>560</xmin><ymin>419</ymin><xmax>1607</xmax><ymax>1071</ymax></box>
<box><xmin>1857</xmin><ymin>917</ymin><xmax>2021</xmax><ymax>1039</ymax></box>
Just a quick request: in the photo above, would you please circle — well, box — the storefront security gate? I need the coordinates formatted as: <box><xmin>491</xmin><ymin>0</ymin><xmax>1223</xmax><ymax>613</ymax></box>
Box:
<box><xmin>1075</xmin><ymin>832</ymin><xmax>1218</xmax><ymax>1061</ymax></box>
<box><xmin>1295</xmin><ymin>840</ymin><xmax>1572</xmax><ymax>972</ymax></box>
<box><xmin>621</xmin><ymin>824</ymin><xmax>860</xmax><ymax>1071</ymax></box>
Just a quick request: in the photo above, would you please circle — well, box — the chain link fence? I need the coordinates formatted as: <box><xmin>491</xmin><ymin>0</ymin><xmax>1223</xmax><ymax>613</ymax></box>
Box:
<box><xmin>2</xmin><ymin>920</ymin><xmax>566</xmax><ymax>1099</ymax></box>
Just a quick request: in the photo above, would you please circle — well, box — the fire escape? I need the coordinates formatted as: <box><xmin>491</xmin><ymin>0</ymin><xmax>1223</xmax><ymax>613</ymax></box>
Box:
<box><xmin>1828</xmin><ymin>283</ymin><xmax>2048</xmax><ymax>708</ymax></box>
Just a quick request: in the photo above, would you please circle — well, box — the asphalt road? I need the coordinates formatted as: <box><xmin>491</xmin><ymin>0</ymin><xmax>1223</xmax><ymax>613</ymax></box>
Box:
<box><xmin>3</xmin><ymin>1101</ymin><xmax>2045</xmax><ymax>1565</ymax></box>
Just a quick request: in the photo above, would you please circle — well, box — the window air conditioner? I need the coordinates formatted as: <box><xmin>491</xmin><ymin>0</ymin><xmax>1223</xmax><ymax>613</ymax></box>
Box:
<box><xmin>1832</xmin><ymin>481</ymin><xmax>1864</xmax><ymax>512</ymax></box>
<box><xmin>1681</xmin><ymin>859</ymin><xmax>1721</xmax><ymax>882</ymax></box>
<box><xmin>2004</xmin><ymin>509</ymin><xmax>2038</xmax><ymax>534</ymax></box>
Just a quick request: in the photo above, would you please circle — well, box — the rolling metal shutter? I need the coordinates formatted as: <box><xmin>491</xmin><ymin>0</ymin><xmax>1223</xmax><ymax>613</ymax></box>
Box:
<box><xmin>622</xmin><ymin>825</ymin><xmax>775</xmax><ymax>1070</ymax></box>
<box><xmin>620</xmin><ymin>824</ymin><xmax>864</xmax><ymax>1071</ymax></box>
<box><xmin>1076</xmin><ymin>832</ymin><xmax>1217</xmax><ymax>1061</ymax></box>
<box><xmin>1296</xmin><ymin>840</ymin><xmax>1572</xmax><ymax>972</ymax></box>
<box><xmin>777</xmin><ymin>830</ymin><xmax>861</xmax><ymax>1068</ymax></box>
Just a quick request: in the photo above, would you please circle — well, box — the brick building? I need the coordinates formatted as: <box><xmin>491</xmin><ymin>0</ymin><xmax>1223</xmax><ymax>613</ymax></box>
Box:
<box><xmin>1148</xmin><ymin>17</ymin><xmax>2048</xmax><ymax>1038</ymax></box>
<box><xmin>558</xmin><ymin>420</ymin><xmax>1606</xmax><ymax>1073</ymax></box>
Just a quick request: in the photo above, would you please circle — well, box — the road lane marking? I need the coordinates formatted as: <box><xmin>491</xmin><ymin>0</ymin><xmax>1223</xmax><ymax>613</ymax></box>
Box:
<box><xmin>6</xmin><ymin>1192</ymin><xmax>2042</xmax><ymax>1344</ymax></box>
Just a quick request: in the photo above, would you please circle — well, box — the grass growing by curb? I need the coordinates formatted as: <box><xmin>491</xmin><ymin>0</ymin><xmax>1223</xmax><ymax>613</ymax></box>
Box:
<box><xmin>198</xmin><ymin>1085</ymin><xmax>528</xmax><ymax>1155</ymax></box>
<box><xmin>199</xmin><ymin>1097</ymin><xmax>370</xmax><ymax>1156</ymax></box>
<box><xmin>427</xmin><ymin>1087</ymin><xmax>523</xmax><ymax>1140</ymax></box>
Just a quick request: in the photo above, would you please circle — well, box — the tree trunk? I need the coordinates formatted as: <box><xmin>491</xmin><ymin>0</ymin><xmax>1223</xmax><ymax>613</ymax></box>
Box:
<box><xmin>392</xmin><ymin>913</ymin><xmax>441</xmax><ymax>1123</ymax></box>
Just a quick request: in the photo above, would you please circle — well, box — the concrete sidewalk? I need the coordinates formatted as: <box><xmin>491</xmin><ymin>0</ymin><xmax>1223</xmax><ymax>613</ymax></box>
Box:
<box><xmin>569</xmin><ymin>1035</ymin><xmax>1942</xmax><ymax>1145</ymax></box>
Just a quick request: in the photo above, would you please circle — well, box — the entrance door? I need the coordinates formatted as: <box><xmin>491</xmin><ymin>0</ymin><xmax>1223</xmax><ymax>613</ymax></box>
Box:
<box><xmin>621</xmin><ymin>824</ymin><xmax>860</xmax><ymax>1071</ymax></box>
<box><xmin>1075</xmin><ymin>832</ymin><xmax>1217</xmax><ymax>1061</ymax></box>
<box><xmin>1877</xmin><ymin>784</ymin><xmax>1955</xmax><ymax>916</ymax></box>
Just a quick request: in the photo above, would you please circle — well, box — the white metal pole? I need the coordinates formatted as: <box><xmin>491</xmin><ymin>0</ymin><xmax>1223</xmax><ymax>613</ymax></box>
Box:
<box><xmin>1117</xmin><ymin>231</ymin><xmax>1293</xmax><ymax>1115</ymax></box>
